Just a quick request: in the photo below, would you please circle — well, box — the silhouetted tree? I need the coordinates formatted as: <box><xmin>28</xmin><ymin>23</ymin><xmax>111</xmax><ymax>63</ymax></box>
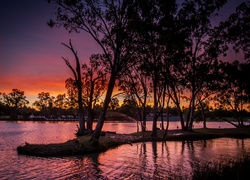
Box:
<box><xmin>47</xmin><ymin>0</ymin><xmax>137</xmax><ymax>139</ymax></box>
<box><xmin>119</xmin><ymin>65</ymin><xmax>151</xmax><ymax>132</ymax></box>
<box><xmin>54</xmin><ymin>93</ymin><xmax>68</xmax><ymax>117</ymax></box>
<box><xmin>62</xmin><ymin>40</ymin><xmax>86</xmax><ymax>135</ymax></box>
<box><xmin>82</xmin><ymin>55</ymin><xmax>107</xmax><ymax>132</ymax></box>
<box><xmin>165</xmin><ymin>0</ymin><xmax>227</xmax><ymax>130</ymax></box>
<box><xmin>195</xmin><ymin>100</ymin><xmax>210</xmax><ymax>128</ymax></box>
<box><xmin>54</xmin><ymin>94</ymin><xmax>67</xmax><ymax>109</ymax></box>
<box><xmin>64</xmin><ymin>55</ymin><xmax>107</xmax><ymax>132</ymax></box>
<box><xmin>2</xmin><ymin>89</ymin><xmax>29</xmax><ymax>119</ymax></box>
<box><xmin>129</xmin><ymin>0</ymin><xmax>177</xmax><ymax>137</ymax></box>
<box><xmin>214</xmin><ymin>61</ymin><xmax>250</xmax><ymax>127</ymax></box>
<box><xmin>33</xmin><ymin>92</ymin><xmax>54</xmax><ymax>117</ymax></box>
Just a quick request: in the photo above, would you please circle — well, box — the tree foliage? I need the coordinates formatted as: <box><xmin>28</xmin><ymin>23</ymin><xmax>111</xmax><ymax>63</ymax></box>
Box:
<box><xmin>33</xmin><ymin>92</ymin><xmax>54</xmax><ymax>112</ymax></box>
<box><xmin>2</xmin><ymin>89</ymin><xmax>29</xmax><ymax>109</ymax></box>
<box><xmin>214</xmin><ymin>61</ymin><xmax>250</xmax><ymax>127</ymax></box>
<box><xmin>1</xmin><ymin>89</ymin><xmax>29</xmax><ymax>119</ymax></box>
<box><xmin>45</xmin><ymin>0</ymin><xmax>250</xmax><ymax>137</ymax></box>
<box><xmin>47</xmin><ymin>0</ymin><xmax>138</xmax><ymax>139</ymax></box>
<box><xmin>217</xmin><ymin>0</ymin><xmax>250</xmax><ymax>61</ymax></box>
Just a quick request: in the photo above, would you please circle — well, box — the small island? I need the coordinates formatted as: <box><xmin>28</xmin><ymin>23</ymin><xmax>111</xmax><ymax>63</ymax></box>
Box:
<box><xmin>17</xmin><ymin>127</ymin><xmax>250</xmax><ymax>157</ymax></box>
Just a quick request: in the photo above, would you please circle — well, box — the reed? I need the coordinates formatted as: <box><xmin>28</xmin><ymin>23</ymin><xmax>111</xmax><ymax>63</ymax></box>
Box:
<box><xmin>191</xmin><ymin>155</ymin><xmax>250</xmax><ymax>179</ymax></box>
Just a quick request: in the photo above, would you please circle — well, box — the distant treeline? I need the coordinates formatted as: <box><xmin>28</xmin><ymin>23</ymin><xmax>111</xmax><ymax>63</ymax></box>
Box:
<box><xmin>0</xmin><ymin>88</ymin><xmax>250</xmax><ymax>122</ymax></box>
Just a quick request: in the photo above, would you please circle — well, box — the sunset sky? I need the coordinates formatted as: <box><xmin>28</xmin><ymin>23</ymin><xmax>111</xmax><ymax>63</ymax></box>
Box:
<box><xmin>0</xmin><ymin>0</ymin><xmax>246</xmax><ymax>105</ymax></box>
<box><xmin>0</xmin><ymin>0</ymin><xmax>101</xmax><ymax>104</ymax></box>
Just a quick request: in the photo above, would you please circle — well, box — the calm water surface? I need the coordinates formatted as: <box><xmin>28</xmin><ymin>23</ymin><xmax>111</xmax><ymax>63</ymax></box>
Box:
<box><xmin>0</xmin><ymin>120</ymin><xmax>249</xmax><ymax>179</ymax></box>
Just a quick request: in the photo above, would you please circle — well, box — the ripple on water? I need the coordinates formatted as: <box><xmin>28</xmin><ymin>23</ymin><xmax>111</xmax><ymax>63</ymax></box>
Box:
<box><xmin>0</xmin><ymin>121</ymin><xmax>250</xmax><ymax>179</ymax></box>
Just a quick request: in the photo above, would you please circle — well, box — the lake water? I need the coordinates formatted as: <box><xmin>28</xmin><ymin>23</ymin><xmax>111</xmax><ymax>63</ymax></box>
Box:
<box><xmin>0</xmin><ymin>120</ymin><xmax>249</xmax><ymax>179</ymax></box>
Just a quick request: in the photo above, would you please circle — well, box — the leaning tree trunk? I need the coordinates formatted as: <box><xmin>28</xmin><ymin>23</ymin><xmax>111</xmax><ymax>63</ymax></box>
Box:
<box><xmin>188</xmin><ymin>97</ymin><xmax>195</xmax><ymax>130</ymax></box>
<box><xmin>171</xmin><ymin>89</ymin><xmax>185</xmax><ymax>130</ymax></box>
<box><xmin>86</xmin><ymin>82</ymin><xmax>95</xmax><ymax>132</ymax></box>
<box><xmin>76</xmin><ymin>65</ymin><xmax>85</xmax><ymax>135</ymax></box>
<box><xmin>151</xmin><ymin>113</ymin><xmax>158</xmax><ymax>137</ymax></box>
<box><xmin>163</xmin><ymin>96</ymin><xmax>171</xmax><ymax>137</ymax></box>
<box><xmin>91</xmin><ymin>73</ymin><xmax>116</xmax><ymax>140</ymax></box>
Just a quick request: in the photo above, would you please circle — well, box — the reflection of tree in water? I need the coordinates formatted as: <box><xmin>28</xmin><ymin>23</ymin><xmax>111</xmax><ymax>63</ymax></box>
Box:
<box><xmin>138</xmin><ymin>143</ymin><xmax>149</xmax><ymax>179</ymax></box>
<box><xmin>152</xmin><ymin>141</ymin><xmax>160</xmax><ymax>178</ymax></box>
<box><xmin>137</xmin><ymin>142</ymin><xmax>189</xmax><ymax>179</ymax></box>
<box><xmin>66</xmin><ymin>154</ymin><xmax>107</xmax><ymax>180</ymax></box>
<box><xmin>64</xmin><ymin>139</ymin><xmax>250</xmax><ymax>179</ymax></box>
<box><xmin>161</xmin><ymin>141</ymin><xmax>177</xmax><ymax>179</ymax></box>
<box><xmin>179</xmin><ymin>140</ymin><xmax>215</xmax><ymax>177</ymax></box>
<box><xmin>236</xmin><ymin>138</ymin><xmax>247</xmax><ymax>153</ymax></box>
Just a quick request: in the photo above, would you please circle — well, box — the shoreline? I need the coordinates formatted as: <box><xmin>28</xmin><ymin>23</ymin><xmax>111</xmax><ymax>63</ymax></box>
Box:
<box><xmin>17</xmin><ymin>127</ymin><xmax>250</xmax><ymax>157</ymax></box>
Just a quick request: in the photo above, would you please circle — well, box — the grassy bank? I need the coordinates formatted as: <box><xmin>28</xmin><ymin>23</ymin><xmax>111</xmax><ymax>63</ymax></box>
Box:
<box><xmin>17</xmin><ymin>127</ymin><xmax>250</xmax><ymax>157</ymax></box>
<box><xmin>17</xmin><ymin>135</ymin><xmax>121</xmax><ymax>157</ymax></box>
<box><xmin>191</xmin><ymin>155</ymin><xmax>250</xmax><ymax>179</ymax></box>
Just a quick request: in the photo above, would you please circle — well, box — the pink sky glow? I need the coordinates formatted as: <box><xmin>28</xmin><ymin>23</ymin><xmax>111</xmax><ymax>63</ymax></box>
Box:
<box><xmin>0</xmin><ymin>0</ymin><xmax>101</xmax><ymax>105</ymax></box>
<box><xmin>0</xmin><ymin>0</ymin><xmax>246</xmax><ymax>105</ymax></box>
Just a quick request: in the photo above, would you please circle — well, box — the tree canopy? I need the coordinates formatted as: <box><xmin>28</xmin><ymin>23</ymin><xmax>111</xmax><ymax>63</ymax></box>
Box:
<box><xmin>38</xmin><ymin>0</ymin><xmax>250</xmax><ymax>137</ymax></box>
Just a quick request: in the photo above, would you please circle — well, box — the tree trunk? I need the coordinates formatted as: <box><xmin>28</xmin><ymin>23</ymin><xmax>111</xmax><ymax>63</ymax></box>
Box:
<box><xmin>87</xmin><ymin>82</ymin><xmax>95</xmax><ymax>132</ymax></box>
<box><xmin>171</xmin><ymin>90</ymin><xmax>185</xmax><ymax>130</ymax></box>
<box><xmin>142</xmin><ymin>103</ymin><xmax>147</xmax><ymax>132</ymax></box>
<box><xmin>203</xmin><ymin>115</ymin><xmax>207</xmax><ymax>129</ymax></box>
<box><xmin>161</xmin><ymin>116</ymin><xmax>164</xmax><ymax>130</ymax></box>
<box><xmin>91</xmin><ymin>73</ymin><xmax>116</xmax><ymax>140</ymax></box>
<box><xmin>151</xmin><ymin>113</ymin><xmax>158</xmax><ymax>137</ymax></box>
<box><xmin>163</xmin><ymin>118</ymin><xmax>170</xmax><ymax>138</ymax></box>
<box><xmin>136</xmin><ymin>107</ymin><xmax>142</xmax><ymax>132</ymax></box>
<box><xmin>87</xmin><ymin>108</ymin><xmax>94</xmax><ymax>132</ymax></box>
<box><xmin>188</xmin><ymin>96</ymin><xmax>195</xmax><ymax>130</ymax></box>
<box><xmin>77</xmin><ymin>80</ymin><xmax>86</xmax><ymax>135</ymax></box>
<box><xmin>163</xmin><ymin>96</ymin><xmax>171</xmax><ymax>137</ymax></box>
<box><xmin>200</xmin><ymin>102</ymin><xmax>207</xmax><ymax>128</ymax></box>
<box><xmin>151</xmin><ymin>79</ymin><xmax>158</xmax><ymax>137</ymax></box>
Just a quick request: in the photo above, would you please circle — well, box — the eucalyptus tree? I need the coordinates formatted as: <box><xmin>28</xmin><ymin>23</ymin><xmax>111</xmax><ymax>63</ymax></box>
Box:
<box><xmin>129</xmin><ymin>0</ymin><xmax>177</xmax><ymax>137</ymax></box>
<box><xmin>193</xmin><ymin>0</ymin><xmax>250</xmax><ymax>128</ymax></box>
<box><xmin>163</xmin><ymin>57</ymin><xmax>186</xmax><ymax>131</ymax></box>
<box><xmin>54</xmin><ymin>94</ymin><xmax>67</xmax><ymax>109</ymax></box>
<box><xmin>2</xmin><ymin>89</ymin><xmax>29</xmax><ymax>119</ymax></box>
<box><xmin>47</xmin><ymin>0</ymin><xmax>137</xmax><ymax>139</ymax></box>
<box><xmin>62</xmin><ymin>40</ymin><xmax>86</xmax><ymax>135</ymax></box>
<box><xmin>54</xmin><ymin>93</ymin><xmax>68</xmax><ymax>117</ymax></box>
<box><xmin>164</xmin><ymin>0</ymin><xmax>228</xmax><ymax>130</ymax></box>
<box><xmin>118</xmin><ymin>64</ymin><xmax>151</xmax><ymax>132</ymax></box>
<box><xmin>33</xmin><ymin>92</ymin><xmax>54</xmax><ymax>117</ymax></box>
<box><xmin>193</xmin><ymin>60</ymin><xmax>226</xmax><ymax>128</ymax></box>
<box><xmin>82</xmin><ymin>55</ymin><xmax>107</xmax><ymax>132</ymax></box>
<box><xmin>62</xmin><ymin>48</ymin><xmax>107</xmax><ymax>133</ymax></box>
<box><xmin>214</xmin><ymin>61</ymin><xmax>250</xmax><ymax>127</ymax></box>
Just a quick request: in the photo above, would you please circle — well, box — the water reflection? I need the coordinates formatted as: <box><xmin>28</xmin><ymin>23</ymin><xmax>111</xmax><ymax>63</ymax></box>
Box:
<box><xmin>0</xmin><ymin>121</ymin><xmax>249</xmax><ymax>179</ymax></box>
<box><xmin>94</xmin><ymin>139</ymin><xmax>250</xmax><ymax>179</ymax></box>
